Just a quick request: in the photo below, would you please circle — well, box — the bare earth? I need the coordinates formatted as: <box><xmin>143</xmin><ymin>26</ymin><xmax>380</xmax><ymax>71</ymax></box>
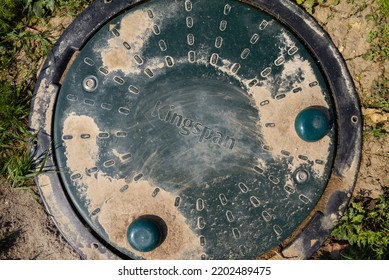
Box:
<box><xmin>0</xmin><ymin>0</ymin><xmax>388</xmax><ymax>260</ymax></box>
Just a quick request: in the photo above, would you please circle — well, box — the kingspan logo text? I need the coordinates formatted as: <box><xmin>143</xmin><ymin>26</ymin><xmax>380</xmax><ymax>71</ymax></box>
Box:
<box><xmin>151</xmin><ymin>101</ymin><xmax>236</xmax><ymax>150</ymax></box>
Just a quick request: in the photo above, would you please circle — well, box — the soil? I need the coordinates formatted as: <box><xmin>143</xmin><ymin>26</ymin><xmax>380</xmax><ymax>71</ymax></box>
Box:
<box><xmin>0</xmin><ymin>180</ymin><xmax>80</xmax><ymax>260</ymax></box>
<box><xmin>316</xmin><ymin>0</ymin><xmax>389</xmax><ymax>200</ymax></box>
<box><xmin>0</xmin><ymin>0</ymin><xmax>388</xmax><ymax>260</ymax></box>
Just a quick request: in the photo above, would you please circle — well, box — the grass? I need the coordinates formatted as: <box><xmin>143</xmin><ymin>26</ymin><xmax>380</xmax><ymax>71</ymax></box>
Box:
<box><xmin>369</xmin><ymin>76</ymin><xmax>389</xmax><ymax>111</ymax></box>
<box><xmin>364</xmin><ymin>0</ymin><xmax>389</xmax><ymax>63</ymax></box>
<box><xmin>323</xmin><ymin>0</ymin><xmax>388</xmax><ymax>259</ymax></box>
<box><xmin>294</xmin><ymin>0</ymin><xmax>340</xmax><ymax>13</ymax></box>
<box><xmin>361</xmin><ymin>0</ymin><xmax>389</xmax><ymax>139</ymax></box>
<box><xmin>365</xmin><ymin>126</ymin><xmax>387</xmax><ymax>139</ymax></box>
<box><xmin>0</xmin><ymin>0</ymin><xmax>92</xmax><ymax>188</ymax></box>
<box><xmin>362</xmin><ymin>74</ymin><xmax>388</xmax><ymax>139</ymax></box>
<box><xmin>0</xmin><ymin>81</ymin><xmax>34</xmax><ymax>188</ymax></box>
<box><xmin>331</xmin><ymin>190</ymin><xmax>389</xmax><ymax>259</ymax></box>
<box><xmin>55</xmin><ymin>0</ymin><xmax>92</xmax><ymax>17</ymax></box>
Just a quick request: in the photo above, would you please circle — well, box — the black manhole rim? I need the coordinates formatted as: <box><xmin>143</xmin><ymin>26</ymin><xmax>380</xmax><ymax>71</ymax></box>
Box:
<box><xmin>30</xmin><ymin>0</ymin><xmax>362</xmax><ymax>260</ymax></box>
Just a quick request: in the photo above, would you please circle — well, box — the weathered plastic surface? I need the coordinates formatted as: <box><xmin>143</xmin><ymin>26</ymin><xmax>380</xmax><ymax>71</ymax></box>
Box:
<box><xmin>30</xmin><ymin>0</ymin><xmax>361</xmax><ymax>260</ymax></box>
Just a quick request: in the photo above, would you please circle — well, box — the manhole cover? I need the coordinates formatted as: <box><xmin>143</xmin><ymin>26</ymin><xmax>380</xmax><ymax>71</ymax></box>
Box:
<box><xmin>30</xmin><ymin>0</ymin><xmax>361</xmax><ymax>260</ymax></box>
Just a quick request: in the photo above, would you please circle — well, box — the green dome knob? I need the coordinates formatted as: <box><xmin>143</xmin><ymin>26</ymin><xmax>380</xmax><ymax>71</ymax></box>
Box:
<box><xmin>127</xmin><ymin>218</ymin><xmax>162</xmax><ymax>252</ymax></box>
<box><xmin>295</xmin><ymin>107</ymin><xmax>331</xmax><ymax>142</ymax></box>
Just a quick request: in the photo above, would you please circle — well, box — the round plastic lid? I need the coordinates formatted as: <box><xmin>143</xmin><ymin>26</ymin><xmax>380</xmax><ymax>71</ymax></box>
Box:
<box><xmin>30</xmin><ymin>0</ymin><xmax>362</xmax><ymax>260</ymax></box>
